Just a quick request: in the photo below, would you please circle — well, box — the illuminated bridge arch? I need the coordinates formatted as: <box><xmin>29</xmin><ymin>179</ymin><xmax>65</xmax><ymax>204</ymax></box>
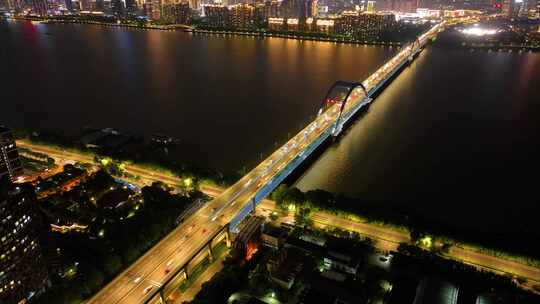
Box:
<box><xmin>319</xmin><ymin>80</ymin><xmax>368</xmax><ymax>136</ymax></box>
<box><xmin>319</xmin><ymin>80</ymin><xmax>367</xmax><ymax>115</ymax></box>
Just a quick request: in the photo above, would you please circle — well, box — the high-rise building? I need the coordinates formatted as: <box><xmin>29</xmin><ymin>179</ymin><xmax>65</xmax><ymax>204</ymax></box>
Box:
<box><xmin>334</xmin><ymin>11</ymin><xmax>396</xmax><ymax>40</ymax></box>
<box><xmin>310</xmin><ymin>0</ymin><xmax>317</xmax><ymax>17</ymax></box>
<box><xmin>206</xmin><ymin>4</ymin><xmax>230</xmax><ymax>27</ymax></box>
<box><xmin>5</xmin><ymin>0</ymin><xmax>25</xmax><ymax>12</ymax></box>
<box><xmin>229</xmin><ymin>3</ymin><xmax>256</xmax><ymax>28</ymax></box>
<box><xmin>516</xmin><ymin>0</ymin><xmax>529</xmax><ymax>17</ymax></box>
<box><xmin>125</xmin><ymin>0</ymin><xmax>137</xmax><ymax>15</ymax></box>
<box><xmin>188</xmin><ymin>0</ymin><xmax>199</xmax><ymax>10</ymax></box>
<box><xmin>530</xmin><ymin>0</ymin><xmax>539</xmax><ymax>18</ymax></box>
<box><xmin>111</xmin><ymin>0</ymin><xmax>125</xmax><ymax>16</ymax></box>
<box><xmin>79</xmin><ymin>0</ymin><xmax>92</xmax><ymax>10</ymax></box>
<box><xmin>64</xmin><ymin>0</ymin><xmax>75</xmax><ymax>10</ymax></box>
<box><xmin>0</xmin><ymin>177</ymin><xmax>49</xmax><ymax>304</ymax></box>
<box><xmin>151</xmin><ymin>0</ymin><xmax>162</xmax><ymax>20</ymax></box>
<box><xmin>502</xmin><ymin>0</ymin><xmax>517</xmax><ymax>16</ymax></box>
<box><xmin>94</xmin><ymin>0</ymin><xmax>105</xmax><ymax>11</ymax></box>
<box><xmin>162</xmin><ymin>1</ymin><xmax>192</xmax><ymax>23</ymax></box>
<box><xmin>280</xmin><ymin>0</ymin><xmax>315</xmax><ymax>18</ymax></box>
<box><xmin>32</xmin><ymin>0</ymin><xmax>49</xmax><ymax>15</ymax></box>
<box><xmin>0</xmin><ymin>126</ymin><xmax>23</xmax><ymax>182</ymax></box>
<box><xmin>262</xmin><ymin>0</ymin><xmax>281</xmax><ymax>18</ymax></box>
<box><xmin>377</xmin><ymin>0</ymin><xmax>417</xmax><ymax>13</ymax></box>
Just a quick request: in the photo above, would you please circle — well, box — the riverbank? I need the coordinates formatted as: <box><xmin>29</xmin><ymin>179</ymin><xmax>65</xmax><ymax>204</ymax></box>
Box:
<box><xmin>460</xmin><ymin>43</ymin><xmax>540</xmax><ymax>52</ymax></box>
<box><xmin>192</xmin><ymin>28</ymin><xmax>404</xmax><ymax>46</ymax></box>
<box><xmin>17</xmin><ymin>140</ymin><xmax>540</xmax><ymax>289</ymax></box>
<box><xmin>7</xmin><ymin>15</ymin><xmax>194</xmax><ymax>31</ymax></box>
<box><xmin>5</xmin><ymin>15</ymin><xmax>409</xmax><ymax>46</ymax></box>
<box><xmin>269</xmin><ymin>185</ymin><xmax>540</xmax><ymax>272</ymax></box>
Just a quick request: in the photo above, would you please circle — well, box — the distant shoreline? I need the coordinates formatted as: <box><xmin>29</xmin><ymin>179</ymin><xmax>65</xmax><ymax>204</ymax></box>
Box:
<box><xmin>7</xmin><ymin>16</ymin><xmax>194</xmax><ymax>31</ymax></box>
<box><xmin>5</xmin><ymin>15</ymin><xmax>404</xmax><ymax>46</ymax></box>
<box><xmin>191</xmin><ymin>28</ymin><xmax>404</xmax><ymax>46</ymax></box>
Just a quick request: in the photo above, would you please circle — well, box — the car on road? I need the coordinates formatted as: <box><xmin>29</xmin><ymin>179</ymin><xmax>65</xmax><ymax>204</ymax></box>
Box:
<box><xmin>143</xmin><ymin>285</ymin><xmax>154</xmax><ymax>295</ymax></box>
<box><xmin>133</xmin><ymin>277</ymin><xmax>141</xmax><ymax>284</ymax></box>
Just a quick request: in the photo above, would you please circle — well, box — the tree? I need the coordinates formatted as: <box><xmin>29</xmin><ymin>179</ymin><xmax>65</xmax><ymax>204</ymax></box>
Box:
<box><xmin>272</xmin><ymin>184</ymin><xmax>290</xmax><ymax>211</ymax></box>
<box><xmin>103</xmin><ymin>253</ymin><xmax>123</xmax><ymax>277</ymax></box>
<box><xmin>410</xmin><ymin>228</ymin><xmax>425</xmax><ymax>244</ymax></box>
<box><xmin>122</xmin><ymin>244</ymin><xmax>141</xmax><ymax>264</ymax></box>
<box><xmin>295</xmin><ymin>207</ymin><xmax>312</xmax><ymax>228</ymax></box>
<box><xmin>285</xmin><ymin>187</ymin><xmax>305</xmax><ymax>205</ymax></box>
<box><xmin>271</xmin><ymin>184</ymin><xmax>288</xmax><ymax>204</ymax></box>
<box><xmin>85</xmin><ymin>267</ymin><xmax>105</xmax><ymax>293</ymax></box>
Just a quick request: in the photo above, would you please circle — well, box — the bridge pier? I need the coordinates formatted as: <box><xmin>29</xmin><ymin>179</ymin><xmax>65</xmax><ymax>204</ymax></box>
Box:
<box><xmin>159</xmin><ymin>290</ymin><xmax>165</xmax><ymax>303</ymax></box>
<box><xmin>183</xmin><ymin>269</ymin><xmax>188</xmax><ymax>280</ymax></box>
<box><xmin>225</xmin><ymin>229</ymin><xmax>231</xmax><ymax>247</ymax></box>
<box><xmin>207</xmin><ymin>244</ymin><xmax>214</xmax><ymax>262</ymax></box>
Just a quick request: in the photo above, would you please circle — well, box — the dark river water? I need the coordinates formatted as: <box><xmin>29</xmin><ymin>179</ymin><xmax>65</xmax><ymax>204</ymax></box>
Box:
<box><xmin>0</xmin><ymin>19</ymin><xmax>393</xmax><ymax>170</ymax></box>
<box><xmin>2</xmin><ymin>20</ymin><xmax>540</xmax><ymax>240</ymax></box>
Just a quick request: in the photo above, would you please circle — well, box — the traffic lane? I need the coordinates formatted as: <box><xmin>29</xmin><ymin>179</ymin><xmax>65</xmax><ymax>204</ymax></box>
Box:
<box><xmin>256</xmin><ymin>200</ymin><xmax>408</xmax><ymax>245</ymax></box>
<box><xmin>122</xmin><ymin>223</ymin><xmax>219</xmax><ymax>303</ymax></box>
<box><xmin>450</xmin><ymin>247</ymin><xmax>540</xmax><ymax>282</ymax></box>
<box><xmin>310</xmin><ymin>213</ymin><xmax>409</xmax><ymax>243</ymax></box>
<box><xmin>125</xmin><ymin>276</ymin><xmax>163</xmax><ymax>304</ymax></box>
<box><xmin>89</xmin><ymin>215</ymin><xmax>209</xmax><ymax>303</ymax></box>
<box><xmin>145</xmin><ymin>222</ymin><xmax>222</xmax><ymax>284</ymax></box>
<box><xmin>215</xmin><ymin>134</ymin><xmax>319</xmax><ymax>224</ymax></box>
<box><xmin>141</xmin><ymin>224</ymin><xmax>223</xmax><ymax>302</ymax></box>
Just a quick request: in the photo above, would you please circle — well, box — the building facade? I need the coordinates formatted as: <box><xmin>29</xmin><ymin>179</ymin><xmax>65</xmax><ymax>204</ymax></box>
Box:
<box><xmin>229</xmin><ymin>3</ymin><xmax>256</xmax><ymax>28</ymax></box>
<box><xmin>0</xmin><ymin>178</ymin><xmax>49</xmax><ymax>304</ymax></box>
<box><xmin>0</xmin><ymin>126</ymin><xmax>23</xmax><ymax>182</ymax></box>
<box><xmin>205</xmin><ymin>4</ymin><xmax>230</xmax><ymax>27</ymax></box>
<box><xmin>31</xmin><ymin>0</ymin><xmax>49</xmax><ymax>15</ymax></box>
<box><xmin>162</xmin><ymin>1</ymin><xmax>192</xmax><ymax>24</ymax></box>
<box><xmin>334</xmin><ymin>12</ymin><xmax>396</xmax><ymax>40</ymax></box>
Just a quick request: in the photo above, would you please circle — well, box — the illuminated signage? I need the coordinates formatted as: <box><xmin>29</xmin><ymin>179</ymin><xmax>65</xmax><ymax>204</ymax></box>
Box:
<box><xmin>316</xmin><ymin>19</ymin><xmax>334</xmax><ymax>26</ymax></box>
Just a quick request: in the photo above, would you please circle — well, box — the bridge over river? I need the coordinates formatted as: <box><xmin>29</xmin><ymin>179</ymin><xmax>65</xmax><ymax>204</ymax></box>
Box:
<box><xmin>87</xmin><ymin>22</ymin><xmax>446</xmax><ymax>304</ymax></box>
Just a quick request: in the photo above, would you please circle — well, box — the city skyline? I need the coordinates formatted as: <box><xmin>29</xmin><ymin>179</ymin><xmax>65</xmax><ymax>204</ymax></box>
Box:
<box><xmin>1</xmin><ymin>3</ymin><xmax>540</xmax><ymax>304</ymax></box>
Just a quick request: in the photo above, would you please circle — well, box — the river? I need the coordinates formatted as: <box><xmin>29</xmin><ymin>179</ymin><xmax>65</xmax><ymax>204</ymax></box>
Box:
<box><xmin>0</xmin><ymin>19</ymin><xmax>394</xmax><ymax>171</ymax></box>
<box><xmin>2</xmin><ymin>19</ymin><xmax>540</xmax><ymax>241</ymax></box>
